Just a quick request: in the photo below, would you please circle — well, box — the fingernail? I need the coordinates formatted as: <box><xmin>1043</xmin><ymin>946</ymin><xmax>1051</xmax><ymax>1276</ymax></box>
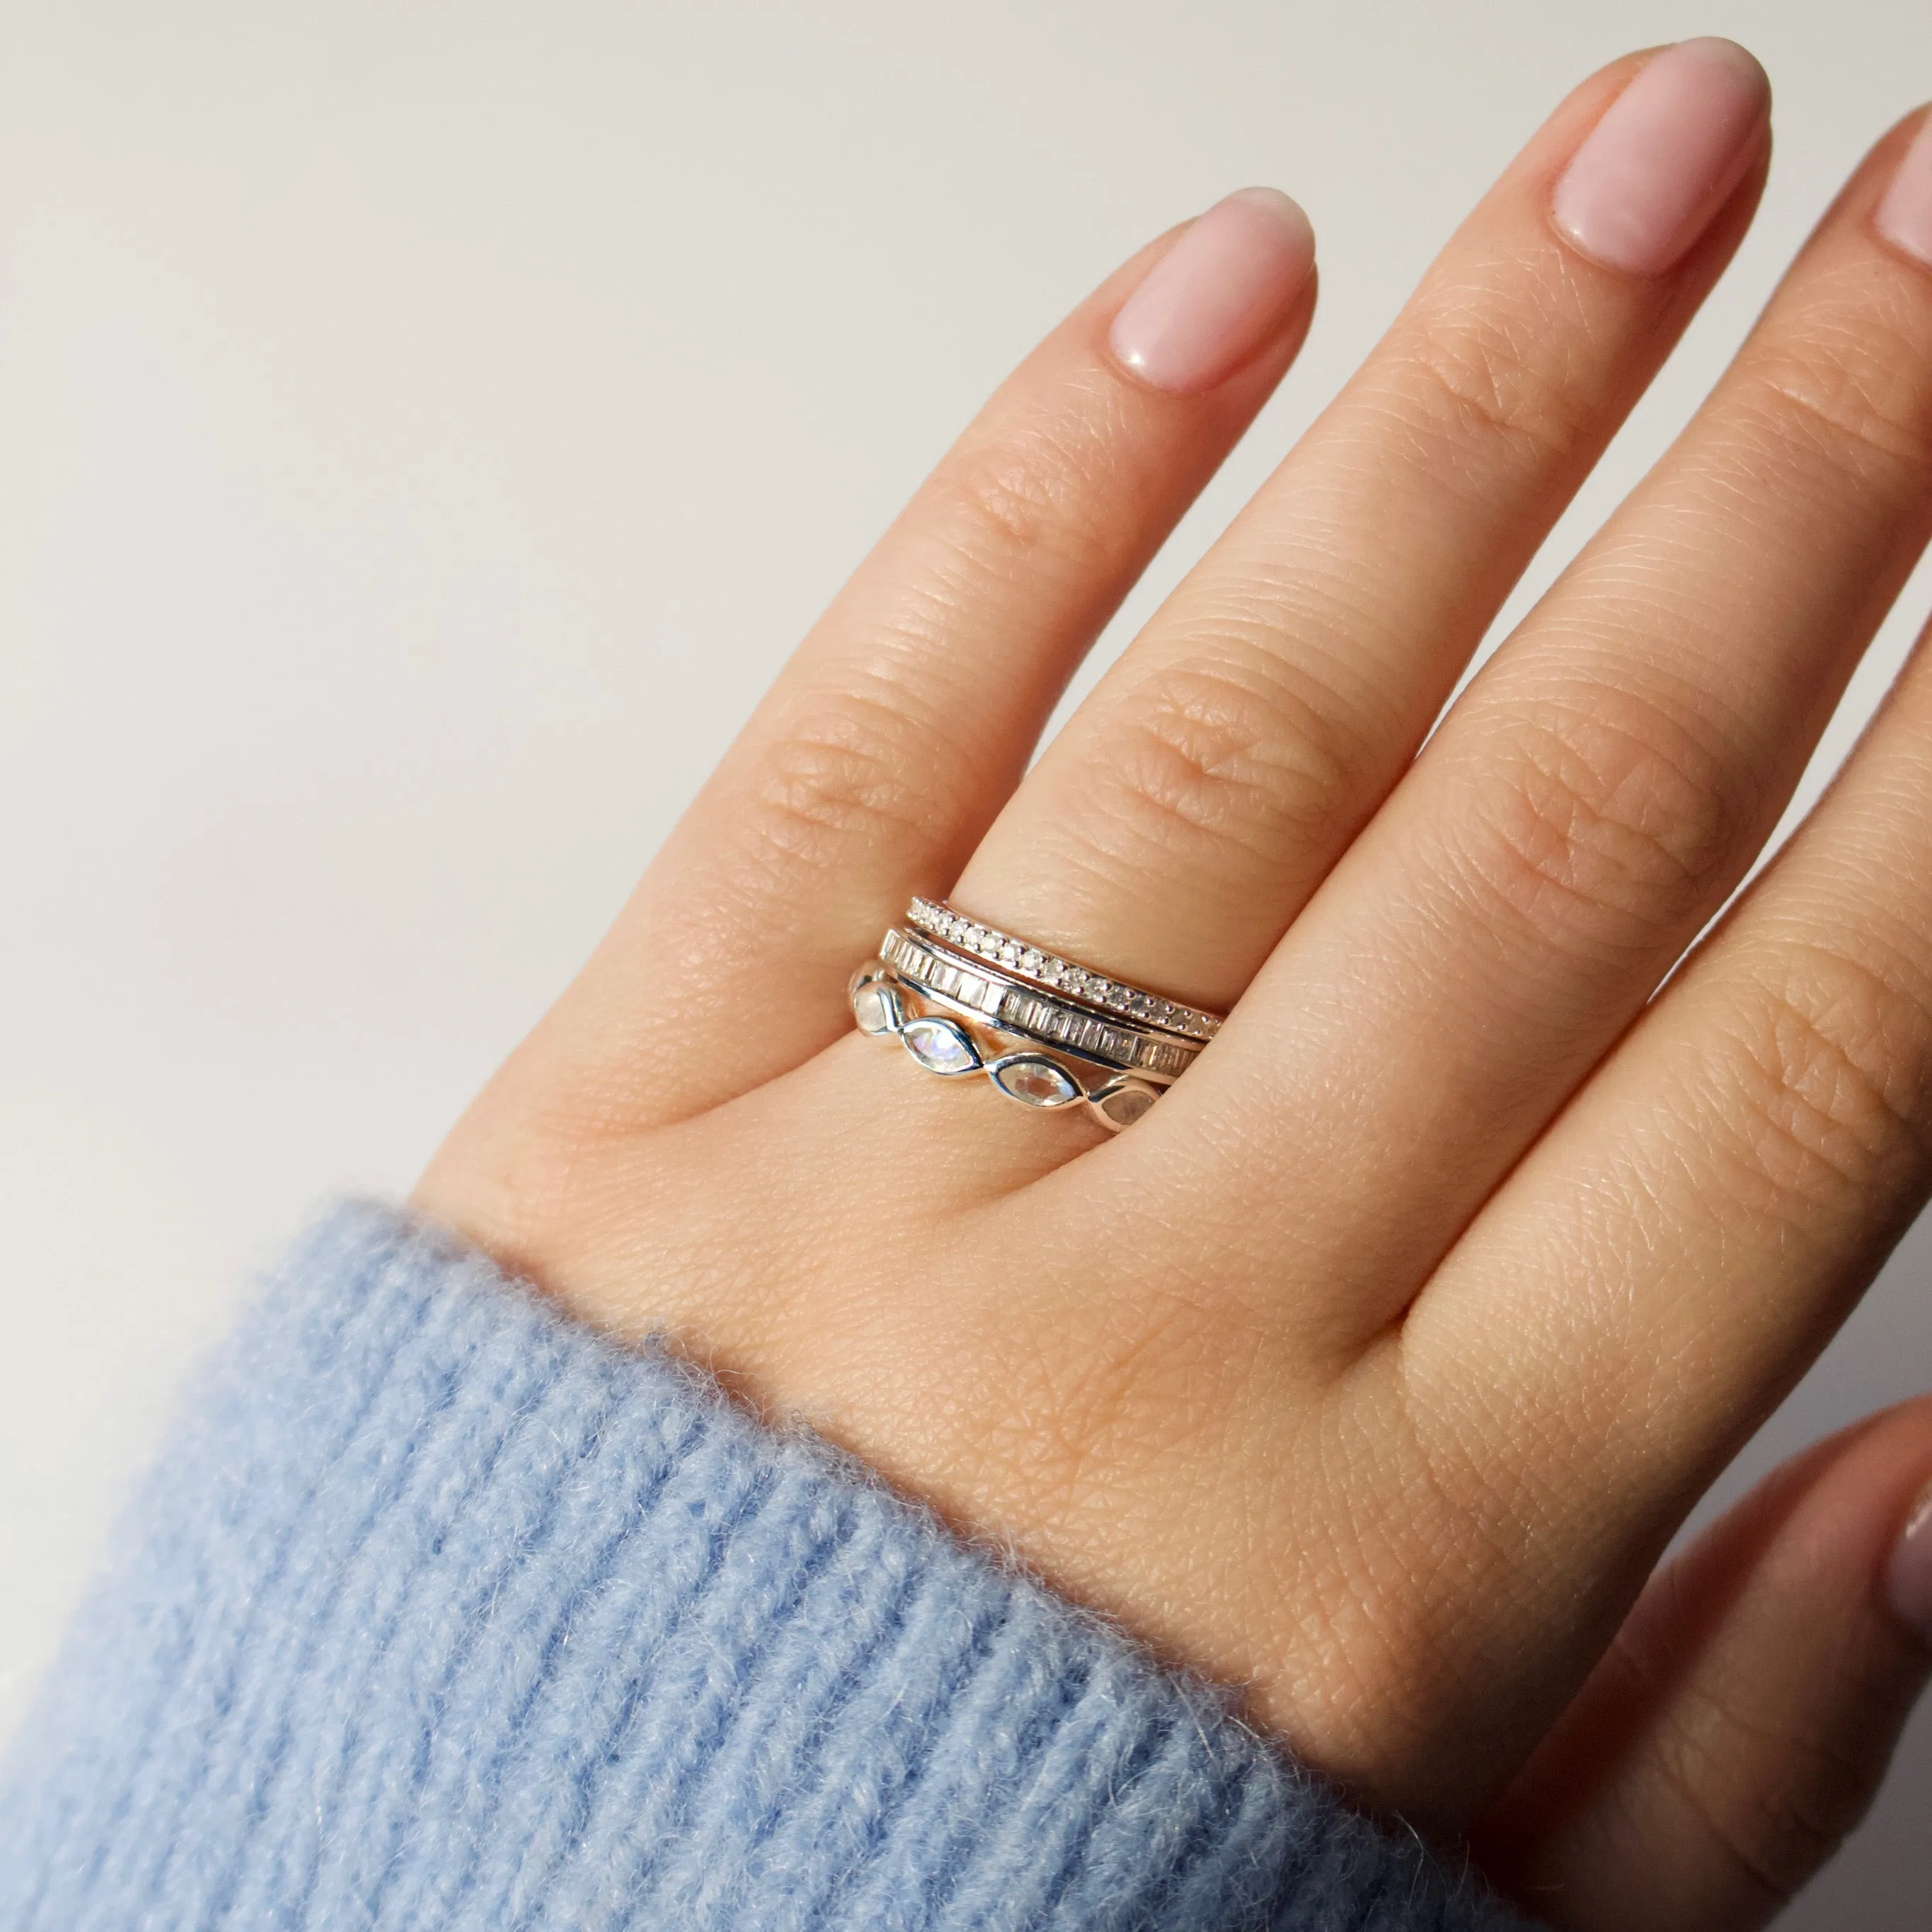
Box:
<box><xmin>1885</xmin><ymin>1482</ymin><xmax>1932</xmax><ymax>1646</ymax></box>
<box><xmin>1109</xmin><ymin>188</ymin><xmax>1316</xmax><ymax>394</ymax></box>
<box><xmin>1875</xmin><ymin>113</ymin><xmax>1932</xmax><ymax>268</ymax></box>
<box><xmin>1552</xmin><ymin>39</ymin><xmax>1769</xmax><ymax>275</ymax></box>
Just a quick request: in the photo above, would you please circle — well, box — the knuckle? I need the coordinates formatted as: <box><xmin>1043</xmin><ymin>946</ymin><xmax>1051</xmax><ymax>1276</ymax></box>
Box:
<box><xmin>1072</xmin><ymin>647</ymin><xmax>1362</xmax><ymax>878</ymax></box>
<box><xmin>1444</xmin><ymin>692</ymin><xmax>1746</xmax><ymax>960</ymax></box>
<box><xmin>740</xmin><ymin>685</ymin><xmax>944</xmax><ymax>878</ymax></box>
<box><xmin>1655</xmin><ymin>1683</ymin><xmax>1885</xmax><ymax>1905</ymax></box>
<box><xmin>1385</xmin><ymin>297</ymin><xmax>1594</xmax><ymax>472</ymax></box>
<box><xmin>934</xmin><ymin>406</ymin><xmax>1127</xmax><ymax>580</ymax></box>
<box><xmin>1734</xmin><ymin>308</ymin><xmax>1932</xmax><ymax>485</ymax></box>
<box><xmin>1705</xmin><ymin>942</ymin><xmax>1932</xmax><ymax>1214</ymax></box>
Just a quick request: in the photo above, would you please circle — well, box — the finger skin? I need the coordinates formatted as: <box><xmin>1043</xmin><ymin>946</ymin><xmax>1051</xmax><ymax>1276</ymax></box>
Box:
<box><xmin>1171</xmin><ymin>105</ymin><xmax>1932</xmax><ymax>1350</ymax></box>
<box><xmin>952</xmin><ymin>48</ymin><xmax>1766</xmax><ymax>1012</ymax></box>
<box><xmin>1398</xmin><ymin>597</ymin><xmax>1932</xmax><ymax>1819</ymax></box>
<box><xmin>418</xmin><ymin>217</ymin><xmax>1314</xmax><ymax>1200</ymax></box>
<box><xmin>1477</xmin><ymin>1401</ymin><xmax>1932</xmax><ymax>1931</ymax></box>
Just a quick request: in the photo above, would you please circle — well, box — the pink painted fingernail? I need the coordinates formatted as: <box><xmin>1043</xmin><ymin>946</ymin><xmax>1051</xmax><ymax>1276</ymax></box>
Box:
<box><xmin>1109</xmin><ymin>188</ymin><xmax>1316</xmax><ymax>394</ymax></box>
<box><xmin>1552</xmin><ymin>39</ymin><xmax>1769</xmax><ymax>275</ymax></box>
<box><xmin>1886</xmin><ymin>1483</ymin><xmax>1932</xmax><ymax>1647</ymax></box>
<box><xmin>1876</xmin><ymin>114</ymin><xmax>1932</xmax><ymax>268</ymax></box>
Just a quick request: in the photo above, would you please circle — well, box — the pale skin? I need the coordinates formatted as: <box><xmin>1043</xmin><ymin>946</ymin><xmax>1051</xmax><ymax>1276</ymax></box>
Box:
<box><xmin>417</xmin><ymin>47</ymin><xmax>1932</xmax><ymax>1928</ymax></box>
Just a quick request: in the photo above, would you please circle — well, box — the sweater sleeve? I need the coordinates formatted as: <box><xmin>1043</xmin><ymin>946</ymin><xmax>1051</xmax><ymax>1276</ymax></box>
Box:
<box><xmin>0</xmin><ymin>1202</ymin><xmax>1538</xmax><ymax>1932</ymax></box>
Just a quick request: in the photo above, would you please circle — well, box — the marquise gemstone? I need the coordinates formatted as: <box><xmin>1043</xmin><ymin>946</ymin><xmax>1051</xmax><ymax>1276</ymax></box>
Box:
<box><xmin>989</xmin><ymin>1055</ymin><xmax>1080</xmax><ymax>1108</ymax></box>
<box><xmin>853</xmin><ymin>982</ymin><xmax>900</xmax><ymax>1035</ymax></box>
<box><xmin>903</xmin><ymin>1017</ymin><xmax>980</xmax><ymax>1075</ymax></box>
<box><xmin>1096</xmin><ymin>1081</ymin><xmax>1158</xmax><ymax>1127</ymax></box>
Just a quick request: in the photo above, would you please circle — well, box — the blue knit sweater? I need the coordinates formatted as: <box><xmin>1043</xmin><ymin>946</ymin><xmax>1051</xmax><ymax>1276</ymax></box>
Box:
<box><xmin>0</xmin><ymin>1202</ymin><xmax>1534</xmax><ymax>1930</ymax></box>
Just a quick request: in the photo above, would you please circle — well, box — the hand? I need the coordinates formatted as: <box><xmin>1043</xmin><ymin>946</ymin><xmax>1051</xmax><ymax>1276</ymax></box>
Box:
<box><xmin>418</xmin><ymin>42</ymin><xmax>1932</xmax><ymax>1927</ymax></box>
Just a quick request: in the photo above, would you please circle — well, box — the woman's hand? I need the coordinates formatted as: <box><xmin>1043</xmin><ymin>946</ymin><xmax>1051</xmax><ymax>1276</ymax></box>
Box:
<box><xmin>417</xmin><ymin>42</ymin><xmax>1932</xmax><ymax>1926</ymax></box>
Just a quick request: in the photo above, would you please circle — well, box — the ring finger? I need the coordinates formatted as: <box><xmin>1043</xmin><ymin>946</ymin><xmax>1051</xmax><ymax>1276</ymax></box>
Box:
<box><xmin>444</xmin><ymin>199</ymin><xmax>1318</xmax><ymax>1143</ymax></box>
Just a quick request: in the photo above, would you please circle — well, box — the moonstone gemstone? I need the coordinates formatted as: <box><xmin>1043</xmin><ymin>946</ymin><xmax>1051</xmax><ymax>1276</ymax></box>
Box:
<box><xmin>989</xmin><ymin>1055</ymin><xmax>1080</xmax><ymax>1108</ymax></box>
<box><xmin>1096</xmin><ymin>1081</ymin><xmax>1158</xmax><ymax>1127</ymax></box>
<box><xmin>903</xmin><ymin>1017</ymin><xmax>979</xmax><ymax>1075</ymax></box>
<box><xmin>852</xmin><ymin>982</ymin><xmax>900</xmax><ymax>1035</ymax></box>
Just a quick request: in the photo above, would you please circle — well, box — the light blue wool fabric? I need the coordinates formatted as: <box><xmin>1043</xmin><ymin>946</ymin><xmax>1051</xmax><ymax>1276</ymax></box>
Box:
<box><xmin>0</xmin><ymin>1202</ymin><xmax>1537</xmax><ymax>1931</ymax></box>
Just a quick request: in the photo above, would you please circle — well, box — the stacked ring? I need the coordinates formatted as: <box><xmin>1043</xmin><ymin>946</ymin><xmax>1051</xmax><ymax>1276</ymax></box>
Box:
<box><xmin>880</xmin><ymin>929</ymin><xmax>1200</xmax><ymax>1079</ymax></box>
<box><xmin>850</xmin><ymin>904</ymin><xmax>1227</xmax><ymax>1131</ymax></box>
<box><xmin>904</xmin><ymin>898</ymin><xmax>1222</xmax><ymax>1041</ymax></box>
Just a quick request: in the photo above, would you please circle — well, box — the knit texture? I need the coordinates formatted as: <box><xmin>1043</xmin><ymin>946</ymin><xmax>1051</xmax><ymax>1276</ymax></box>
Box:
<box><xmin>0</xmin><ymin>1202</ymin><xmax>1536</xmax><ymax>1931</ymax></box>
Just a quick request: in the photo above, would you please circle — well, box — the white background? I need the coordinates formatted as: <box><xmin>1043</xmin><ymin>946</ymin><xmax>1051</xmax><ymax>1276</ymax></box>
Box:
<box><xmin>3</xmin><ymin>1</ymin><xmax>1929</xmax><ymax>1919</ymax></box>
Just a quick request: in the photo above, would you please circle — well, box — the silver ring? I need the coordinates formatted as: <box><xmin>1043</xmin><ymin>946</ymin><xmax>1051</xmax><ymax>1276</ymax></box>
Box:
<box><xmin>905</xmin><ymin>898</ymin><xmax>1224</xmax><ymax>1042</ymax></box>
<box><xmin>880</xmin><ymin>929</ymin><xmax>1200</xmax><ymax>1079</ymax></box>
<box><xmin>851</xmin><ymin>962</ymin><xmax>1165</xmax><ymax>1131</ymax></box>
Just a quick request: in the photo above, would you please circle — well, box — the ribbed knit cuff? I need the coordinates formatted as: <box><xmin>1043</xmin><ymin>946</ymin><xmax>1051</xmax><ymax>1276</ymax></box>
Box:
<box><xmin>0</xmin><ymin>1202</ymin><xmax>1536</xmax><ymax>1931</ymax></box>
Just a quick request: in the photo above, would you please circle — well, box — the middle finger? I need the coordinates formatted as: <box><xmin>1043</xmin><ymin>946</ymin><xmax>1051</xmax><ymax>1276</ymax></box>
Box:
<box><xmin>1186</xmin><ymin>104</ymin><xmax>1932</xmax><ymax>1343</ymax></box>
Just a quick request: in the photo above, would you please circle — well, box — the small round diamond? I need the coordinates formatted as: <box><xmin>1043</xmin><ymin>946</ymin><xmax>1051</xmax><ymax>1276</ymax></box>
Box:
<box><xmin>1019</xmin><ymin>948</ymin><xmax>1045</xmax><ymax>976</ymax></box>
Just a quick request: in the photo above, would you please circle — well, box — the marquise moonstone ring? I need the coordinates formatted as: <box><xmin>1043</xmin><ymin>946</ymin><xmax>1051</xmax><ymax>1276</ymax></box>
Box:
<box><xmin>850</xmin><ymin>901</ymin><xmax>1226</xmax><ymax>1131</ymax></box>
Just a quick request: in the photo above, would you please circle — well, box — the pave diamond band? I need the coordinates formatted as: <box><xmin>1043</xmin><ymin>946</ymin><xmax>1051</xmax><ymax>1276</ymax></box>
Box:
<box><xmin>881</xmin><ymin>930</ymin><xmax>1199</xmax><ymax>1080</ymax></box>
<box><xmin>905</xmin><ymin>899</ymin><xmax>1223</xmax><ymax>1042</ymax></box>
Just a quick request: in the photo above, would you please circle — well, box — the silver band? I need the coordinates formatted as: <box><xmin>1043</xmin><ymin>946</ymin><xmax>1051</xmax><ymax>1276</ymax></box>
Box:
<box><xmin>905</xmin><ymin>898</ymin><xmax>1224</xmax><ymax>1042</ymax></box>
<box><xmin>881</xmin><ymin>929</ymin><xmax>1198</xmax><ymax>1080</ymax></box>
<box><xmin>851</xmin><ymin>963</ymin><xmax>1163</xmax><ymax>1131</ymax></box>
